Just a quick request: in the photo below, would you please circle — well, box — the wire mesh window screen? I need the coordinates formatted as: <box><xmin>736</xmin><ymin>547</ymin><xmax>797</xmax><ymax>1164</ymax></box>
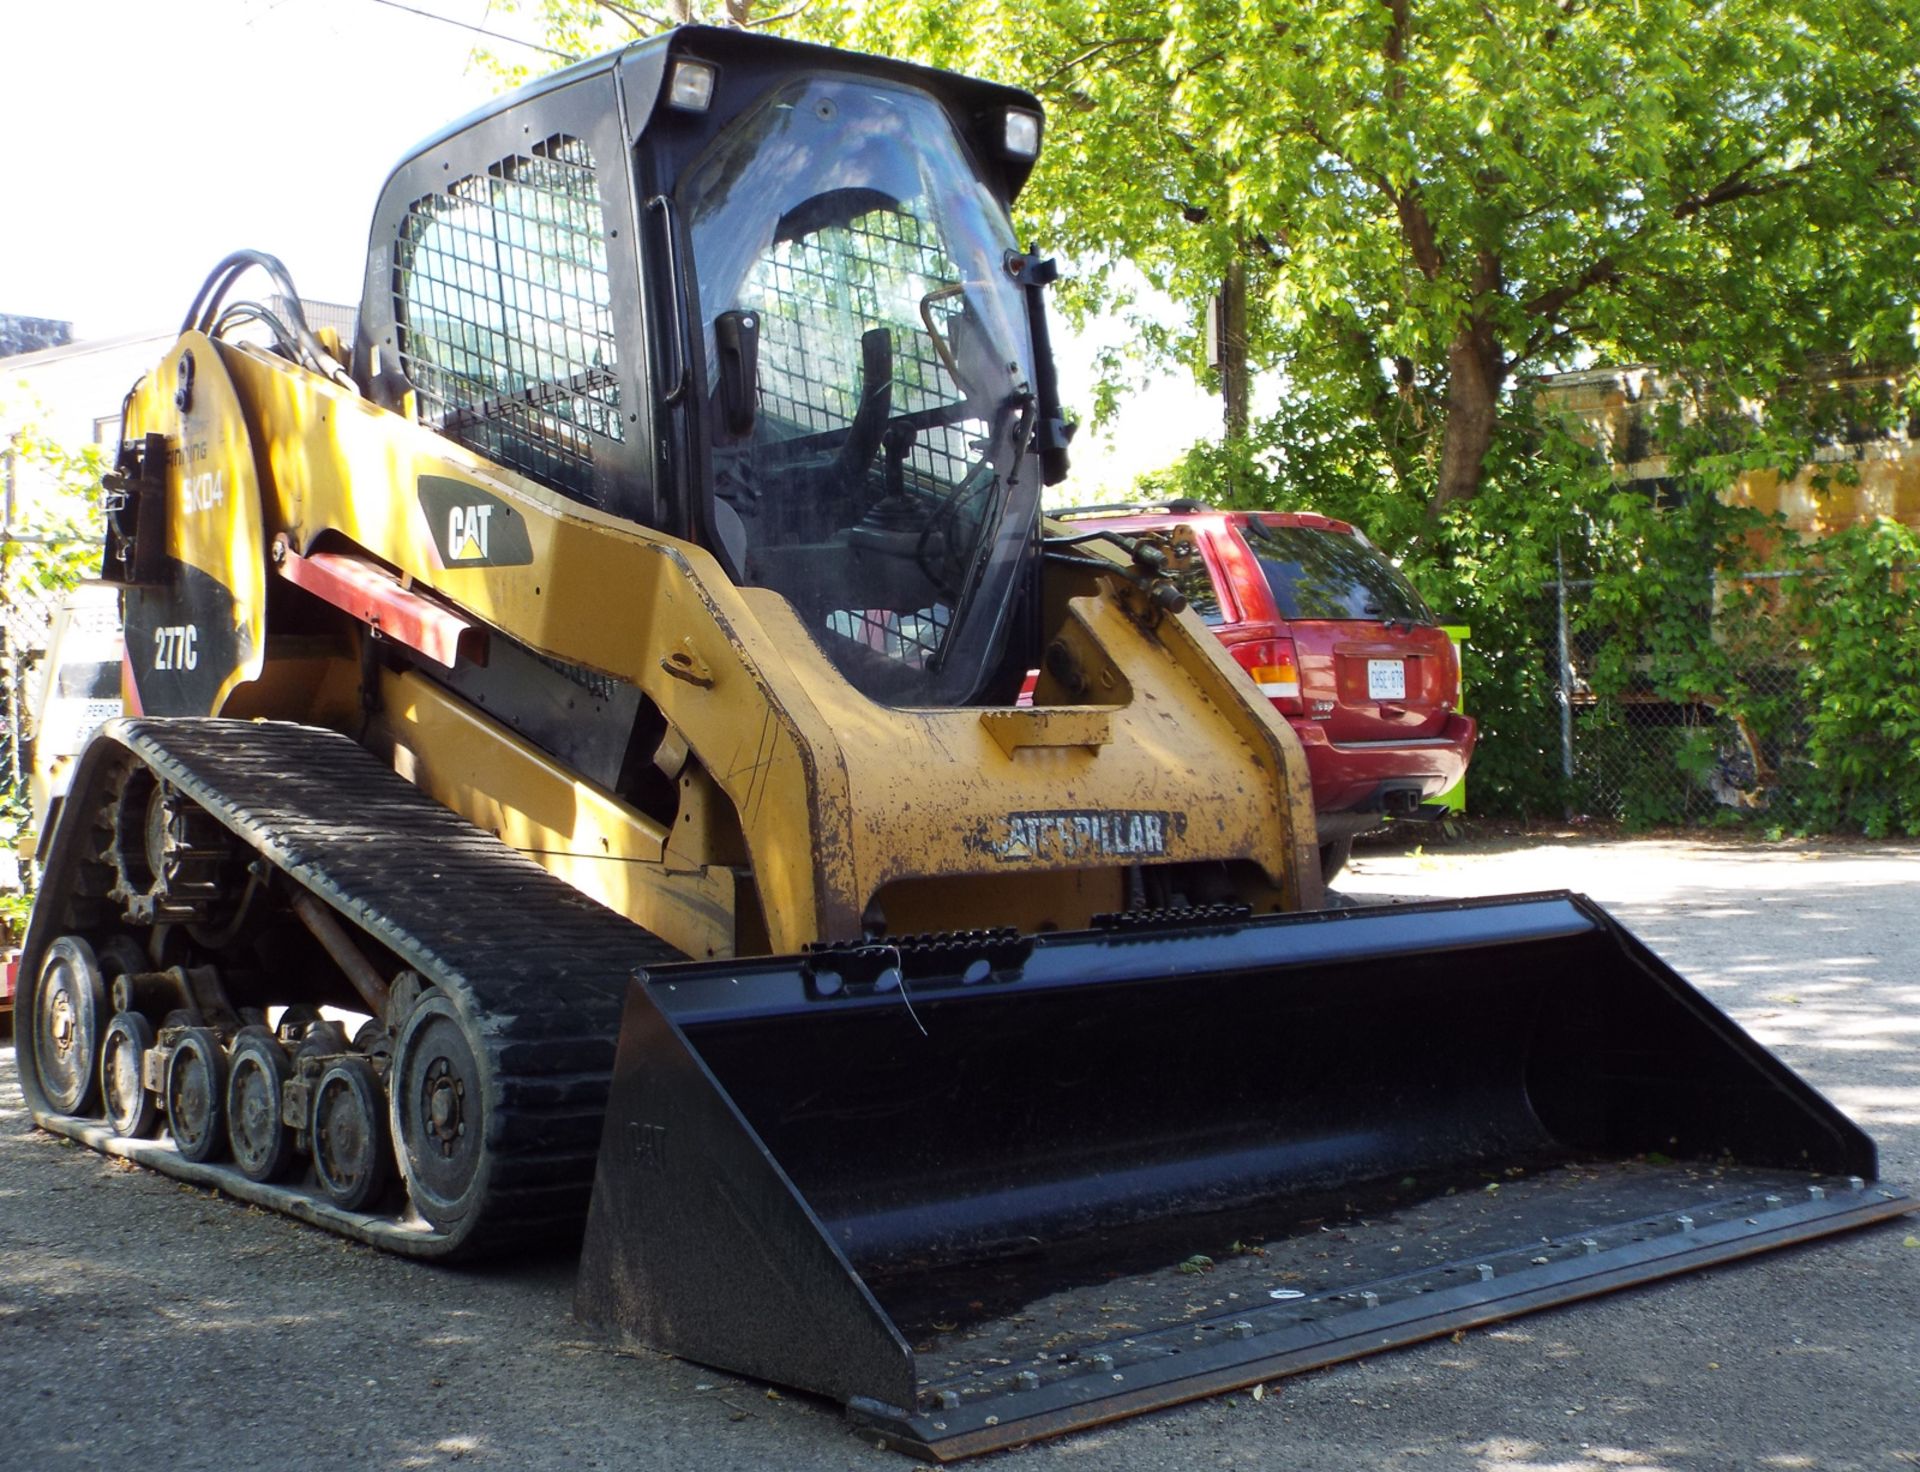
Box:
<box><xmin>743</xmin><ymin>204</ymin><xmax>997</xmax><ymax>672</ymax></box>
<box><xmin>748</xmin><ymin>205</ymin><xmax>983</xmax><ymax>499</ymax></box>
<box><xmin>822</xmin><ymin>605</ymin><xmax>951</xmax><ymax>669</ymax></box>
<box><xmin>396</xmin><ymin>134</ymin><xmax>622</xmax><ymax>503</ymax></box>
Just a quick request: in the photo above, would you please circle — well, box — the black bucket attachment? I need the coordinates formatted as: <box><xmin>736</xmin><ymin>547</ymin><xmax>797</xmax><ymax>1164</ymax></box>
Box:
<box><xmin>575</xmin><ymin>893</ymin><xmax>1914</xmax><ymax>1459</ymax></box>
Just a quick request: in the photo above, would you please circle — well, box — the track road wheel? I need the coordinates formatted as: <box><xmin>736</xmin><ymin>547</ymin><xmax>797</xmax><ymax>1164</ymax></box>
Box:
<box><xmin>226</xmin><ymin>1026</ymin><xmax>296</xmax><ymax>1182</ymax></box>
<box><xmin>352</xmin><ymin>1018</ymin><xmax>393</xmax><ymax>1071</ymax></box>
<box><xmin>101</xmin><ymin>1011</ymin><xmax>160</xmax><ymax>1137</ymax></box>
<box><xmin>165</xmin><ymin>1027</ymin><xmax>230</xmax><ymax>1162</ymax></box>
<box><xmin>293</xmin><ymin>1019</ymin><xmax>350</xmax><ymax>1065</ymax></box>
<box><xmin>35</xmin><ymin>936</ymin><xmax>110</xmax><ymax>1114</ymax></box>
<box><xmin>276</xmin><ymin>1004</ymin><xmax>322</xmax><ymax>1047</ymax></box>
<box><xmin>312</xmin><ymin>1057</ymin><xmax>394</xmax><ymax>1211</ymax></box>
<box><xmin>94</xmin><ymin>935</ymin><xmax>149</xmax><ymax>1003</ymax></box>
<box><xmin>390</xmin><ymin>995</ymin><xmax>490</xmax><ymax>1235</ymax></box>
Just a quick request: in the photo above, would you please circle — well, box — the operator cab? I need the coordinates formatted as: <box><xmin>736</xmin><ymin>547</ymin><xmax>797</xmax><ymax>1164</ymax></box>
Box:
<box><xmin>356</xmin><ymin>26</ymin><xmax>1059</xmax><ymax>708</ymax></box>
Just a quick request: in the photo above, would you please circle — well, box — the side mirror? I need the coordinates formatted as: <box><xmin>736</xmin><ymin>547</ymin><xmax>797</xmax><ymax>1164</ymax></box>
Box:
<box><xmin>714</xmin><ymin>308</ymin><xmax>760</xmax><ymax>436</ymax></box>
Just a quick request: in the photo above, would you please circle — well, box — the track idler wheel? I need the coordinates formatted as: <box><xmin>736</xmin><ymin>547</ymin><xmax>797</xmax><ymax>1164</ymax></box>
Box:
<box><xmin>312</xmin><ymin>1057</ymin><xmax>394</xmax><ymax>1211</ymax></box>
<box><xmin>100</xmin><ymin>1011</ymin><xmax>160</xmax><ymax>1137</ymax></box>
<box><xmin>164</xmin><ymin>1026</ymin><xmax>230</xmax><ymax>1162</ymax></box>
<box><xmin>226</xmin><ymin>1026</ymin><xmax>296</xmax><ymax>1182</ymax></box>
<box><xmin>33</xmin><ymin>936</ymin><xmax>110</xmax><ymax>1114</ymax></box>
<box><xmin>390</xmin><ymin>995</ymin><xmax>490</xmax><ymax>1234</ymax></box>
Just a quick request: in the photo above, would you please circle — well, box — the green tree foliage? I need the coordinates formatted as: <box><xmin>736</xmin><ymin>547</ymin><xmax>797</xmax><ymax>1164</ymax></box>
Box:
<box><xmin>810</xmin><ymin>0</ymin><xmax>1920</xmax><ymax>515</ymax></box>
<box><xmin>503</xmin><ymin>1</ymin><xmax>1920</xmax><ymax>831</ymax></box>
<box><xmin>496</xmin><ymin>2</ymin><xmax>1920</xmax><ymax>505</ymax></box>
<box><xmin>1775</xmin><ymin>518</ymin><xmax>1920</xmax><ymax>836</ymax></box>
<box><xmin>476</xmin><ymin>1</ymin><xmax>787</xmax><ymax>87</ymax></box>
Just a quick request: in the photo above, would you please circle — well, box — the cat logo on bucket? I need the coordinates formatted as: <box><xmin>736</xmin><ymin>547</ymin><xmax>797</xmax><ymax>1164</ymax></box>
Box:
<box><xmin>417</xmin><ymin>476</ymin><xmax>534</xmax><ymax>568</ymax></box>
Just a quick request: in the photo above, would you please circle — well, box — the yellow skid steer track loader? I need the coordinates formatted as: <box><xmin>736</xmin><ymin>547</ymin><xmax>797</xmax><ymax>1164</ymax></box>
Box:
<box><xmin>15</xmin><ymin>25</ymin><xmax>1912</xmax><ymax>1460</ymax></box>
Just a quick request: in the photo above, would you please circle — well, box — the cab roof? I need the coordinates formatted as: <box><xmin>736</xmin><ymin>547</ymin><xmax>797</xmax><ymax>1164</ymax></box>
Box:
<box><xmin>387</xmin><ymin>25</ymin><xmax>1043</xmax><ymax>198</ymax></box>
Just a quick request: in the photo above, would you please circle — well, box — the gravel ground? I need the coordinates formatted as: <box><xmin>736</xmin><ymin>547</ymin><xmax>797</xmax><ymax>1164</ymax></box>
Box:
<box><xmin>3</xmin><ymin>831</ymin><xmax>1917</xmax><ymax>1471</ymax></box>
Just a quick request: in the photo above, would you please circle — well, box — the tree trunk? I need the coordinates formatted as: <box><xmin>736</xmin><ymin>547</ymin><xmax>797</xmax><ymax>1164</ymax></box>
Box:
<box><xmin>1218</xmin><ymin>255</ymin><xmax>1250</xmax><ymax>483</ymax></box>
<box><xmin>1430</xmin><ymin>256</ymin><xmax>1507</xmax><ymax>516</ymax></box>
<box><xmin>1432</xmin><ymin>338</ymin><xmax>1499</xmax><ymax>513</ymax></box>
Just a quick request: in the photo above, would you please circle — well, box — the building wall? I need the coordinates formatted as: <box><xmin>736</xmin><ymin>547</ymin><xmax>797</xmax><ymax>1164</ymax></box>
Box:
<box><xmin>1534</xmin><ymin>365</ymin><xmax>1920</xmax><ymax>542</ymax></box>
<box><xmin>2</xmin><ymin>300</ymin><xmax>354</xmax><ymax>524</ymax></box>
<box><xmin>3</xmin><ymin>332</ymin><xmax>175</xmax><ymax>526</ymax></box>
<box><xmin>3</xmin><ymin>332</ymin><xmax>175</xmax><ymax>444</ymax></box>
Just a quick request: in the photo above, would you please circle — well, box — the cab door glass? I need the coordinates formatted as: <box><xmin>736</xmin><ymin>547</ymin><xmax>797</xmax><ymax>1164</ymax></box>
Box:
<box><xmin>680</xmin><ymin>77</ymin><xmax>1042</xmax><ymax>706</ymax></box>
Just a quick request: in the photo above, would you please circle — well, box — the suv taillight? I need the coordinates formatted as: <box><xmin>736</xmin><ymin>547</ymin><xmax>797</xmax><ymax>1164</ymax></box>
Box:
<box><xmin>1234</xmin><ymin>638</ymin><xmax>1303</xmax><ymax>715</ymax></box>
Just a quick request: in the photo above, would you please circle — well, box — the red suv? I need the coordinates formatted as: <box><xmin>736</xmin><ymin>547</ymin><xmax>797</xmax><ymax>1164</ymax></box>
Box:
<box><xmin>1051</xmin><ymin>502</ymin><xmax>1476</xmax><ymax>878</ymax></box>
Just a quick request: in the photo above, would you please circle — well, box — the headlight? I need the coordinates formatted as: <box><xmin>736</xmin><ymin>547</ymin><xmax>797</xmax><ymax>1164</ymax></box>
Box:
<box><xmin>1003</xmin><ymin>109</ymin><xmax>1042</xmax><ymax>160</ymax></box>
<box><xmin>667</xmin><ymin>59</ymin><xmax>717</xmax><ymax>113</ymax></box>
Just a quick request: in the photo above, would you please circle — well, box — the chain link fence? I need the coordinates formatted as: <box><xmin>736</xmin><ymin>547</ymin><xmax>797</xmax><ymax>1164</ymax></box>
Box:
<box><xmin>1543</xmin><ymin>562</ymin><xmax>1912</xmax><ymax>828</ymax></box>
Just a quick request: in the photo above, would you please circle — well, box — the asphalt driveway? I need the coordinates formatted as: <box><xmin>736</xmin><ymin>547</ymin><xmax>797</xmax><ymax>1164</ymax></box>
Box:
<box><xmin>3</xmin><ymin>831</ymin><xmax>1916</xmax><ymax>1471</ymax></box>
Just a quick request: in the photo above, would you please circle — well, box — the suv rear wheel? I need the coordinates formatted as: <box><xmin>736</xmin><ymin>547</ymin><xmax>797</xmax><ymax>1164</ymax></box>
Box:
<box><xmin>1318</xmin><ymin>836</ymin><xmax>1354</xmax><ymax>884</ymax></box>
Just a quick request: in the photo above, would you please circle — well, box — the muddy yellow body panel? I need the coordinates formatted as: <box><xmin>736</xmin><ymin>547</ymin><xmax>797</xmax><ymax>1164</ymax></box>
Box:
<box><xmin>115</xmin><ymin>336</ymin><xmax>269</xmax><ymax>717</ymax></box>
<box><xmin>125</xmin><ymin>340</ymin><xmax>1317</xmax><ymax>961</ymax></box>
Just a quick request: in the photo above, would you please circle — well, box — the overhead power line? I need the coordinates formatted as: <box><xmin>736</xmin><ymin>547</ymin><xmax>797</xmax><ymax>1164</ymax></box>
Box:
<box><xmin>357</xmin><ymin>0</ymin><xmax>580</xmax><ymax>60</ymax></box>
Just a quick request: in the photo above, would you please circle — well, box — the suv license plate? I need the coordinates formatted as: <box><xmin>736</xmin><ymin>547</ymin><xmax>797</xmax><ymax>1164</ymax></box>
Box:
<box><xmin>1367</xmin><ymin>659</ymin><xmax>1406</xmax><ymax>700</ymax></box>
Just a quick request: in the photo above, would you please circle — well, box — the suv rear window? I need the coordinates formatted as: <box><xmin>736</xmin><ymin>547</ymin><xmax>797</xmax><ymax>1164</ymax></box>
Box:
<box><xmin>1244</xmin><ymin>520</ymin><xmax>1432</xmax><ymax>623</ymax></box>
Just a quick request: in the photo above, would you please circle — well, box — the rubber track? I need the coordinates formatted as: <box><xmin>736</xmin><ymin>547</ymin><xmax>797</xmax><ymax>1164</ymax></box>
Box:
<box><xmin>34</xmin><ymin>717</ymin><xmax>682</xmax><ymax>1259</ymax></box>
